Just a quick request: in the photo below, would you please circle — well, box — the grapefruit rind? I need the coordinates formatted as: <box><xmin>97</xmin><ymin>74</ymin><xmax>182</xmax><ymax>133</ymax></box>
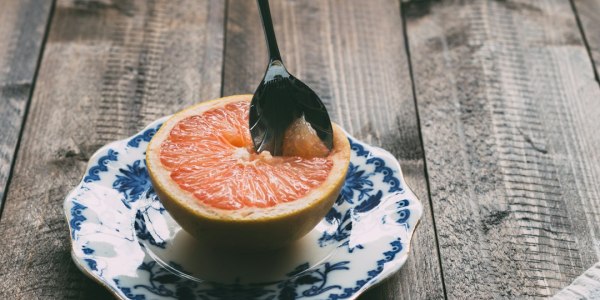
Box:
<box><xmin>146</xmin><ymin>95</ymin><xmax>350</xmax><ymax>249</ymax></box>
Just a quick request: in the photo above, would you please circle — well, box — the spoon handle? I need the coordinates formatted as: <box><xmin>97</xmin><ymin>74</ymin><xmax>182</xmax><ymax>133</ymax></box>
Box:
<box><xmin>257</xmin><ymin>0</ymin><xmax>282</xmax><ymax>63</ymax></box>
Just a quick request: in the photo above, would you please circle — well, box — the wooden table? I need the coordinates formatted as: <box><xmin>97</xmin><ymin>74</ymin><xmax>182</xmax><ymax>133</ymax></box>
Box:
<box><xmin>1</xmin><ymin>0</ymin><xmax>599</xmax><ymax>299</ymax></box>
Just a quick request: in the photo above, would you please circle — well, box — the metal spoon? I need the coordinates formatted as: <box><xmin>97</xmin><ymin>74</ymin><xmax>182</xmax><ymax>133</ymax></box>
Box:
<box><xmin>249</xmin><ymin>0</ymin><xmax>333</xmax><ymax>156</ymax></box>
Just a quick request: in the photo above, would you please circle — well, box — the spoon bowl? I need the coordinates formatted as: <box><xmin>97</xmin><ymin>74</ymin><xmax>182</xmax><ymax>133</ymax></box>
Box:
<box><xmin>249</xmin><ymin>0</ymin><xmax>333</xmax><ymax>156</ymax></box>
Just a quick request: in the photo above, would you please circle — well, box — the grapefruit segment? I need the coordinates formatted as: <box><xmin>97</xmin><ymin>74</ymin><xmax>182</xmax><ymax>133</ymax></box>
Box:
<box><xmin>282</xmin><ymin>116</ymin><xmax>330</xmax><ymax>158</ymax></box>
<box><xmin>146</xmin><ymin>95</ymin><xmax>350</xmax><ymax>250</ymax></box>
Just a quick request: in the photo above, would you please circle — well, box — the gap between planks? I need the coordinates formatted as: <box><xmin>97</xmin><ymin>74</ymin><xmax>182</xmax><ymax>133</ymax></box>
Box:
<box><xmin>400</xmin><ymin>1</ymin><xmax>449</xmax><ymax>299</ymax></box>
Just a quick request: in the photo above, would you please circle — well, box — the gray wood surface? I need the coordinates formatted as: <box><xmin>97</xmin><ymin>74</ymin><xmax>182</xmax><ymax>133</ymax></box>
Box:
<box><xmin>3</xmin><ymin>0</ymin><xmax>600</xmax><ymax>298</ymax></box>
<box><xmin>223</xmin><ymin>0</ymin><xmax>445</xmax><ymax>299</ymax></box>
<box><xmin>0</xmin><ymin>0</ymin><xmax>225</xmax><ymax>298</ymax></box>
<box><xmin>573</xmin><ymin>0</ymin><xmax>600</xmax><ymax>81</ymax></box>
<box><xmin>0</xmin><ymin>0</ymin><xmax>53</xmax><ymax>208</ymax></box>
<box><xmin>552</xmin><ymin>262</ymin><xmax>600</xmax><ymax>299</ymax></box>
<box><xmin>404</xmin><ymin>0</ymin><xmax>600</xmax><ymax>298</ymax></box>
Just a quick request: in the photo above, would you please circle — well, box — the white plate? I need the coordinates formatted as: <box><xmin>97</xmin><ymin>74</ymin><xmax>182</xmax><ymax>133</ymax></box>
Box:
<box><xmin>64</xmin><ymin>116</ymin><xmax>423</xmax><ymax>300</ymax></box>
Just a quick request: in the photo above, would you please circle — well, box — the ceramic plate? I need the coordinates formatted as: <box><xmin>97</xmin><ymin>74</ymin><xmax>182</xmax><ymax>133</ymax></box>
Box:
<box><xmin>64</xmin><ymin>116</ymin><xmax>423</xmax><ymax>300</ymax></box>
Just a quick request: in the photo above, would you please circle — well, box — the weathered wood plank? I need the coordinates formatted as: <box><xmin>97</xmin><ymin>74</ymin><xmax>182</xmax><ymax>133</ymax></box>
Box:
<box><xmin>405</xmin><ymin>0</ymin><xmax>600</xmax><ymax>298</ymax></box>
<box><xmin>0</xmin><ymin>0</ymin><xmax>53</xmax><ymax>208</ymax></box>
<box><xmin>552</xmin><ymin>262</ymin><xmax>600</xmax><ymax>299</ymax></box>
<box><xmin>572</xmin><ymin>0</ymin><xmax>600</xmax><ymax>81</ymax></box>
<box><xmin>0</xmin><ymin>0</ymin><xmax>225</xmax><ymax>298</ymax></box>
<box><xmin>224</xmin><ymin>1</ymin><xmax>445</xmax><ymax>299</ymax></box>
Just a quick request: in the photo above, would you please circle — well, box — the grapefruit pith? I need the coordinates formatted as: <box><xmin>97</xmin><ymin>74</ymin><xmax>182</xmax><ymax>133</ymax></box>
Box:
<box><xmin>146</xmin><ymin>95</ymin><xmax>350</xmax><ymax>250</ymax></box>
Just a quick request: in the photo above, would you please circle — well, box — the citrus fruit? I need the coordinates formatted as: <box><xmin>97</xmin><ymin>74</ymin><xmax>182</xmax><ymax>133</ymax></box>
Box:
<box><xmin>146</xmin><ymin>95</ymin><xmax>350</xmax><ymax>250</ymax></box>
<box><xmin>282</xmin><ymin>116</ymin><xmax>330</xmax><ymax>158</ymax></box>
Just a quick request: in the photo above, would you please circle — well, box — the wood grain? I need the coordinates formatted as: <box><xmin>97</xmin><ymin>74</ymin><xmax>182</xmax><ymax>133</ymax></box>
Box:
<box><xmin>405</xmin><ymin>0</ymin><xmax>600</xmax><ymax>298</ymax></box>
<box><xmin>0</xmin><ymin>0</ymin><xmax>53</xmax><ymax>208</ymax></box>
<box><xmin>572</xmin><ymin>0</ymin><xmax>600</xmax><ymax>81</ymax></box>
<box><xmin>0</xmin><ymin>0</ymin><xmax>225</xmax><ymax>298</ymax></box>
<box><xmin>223</xmin><ymin>1</ymin><xmax>445</xmax><ymax>299</ymax></box>
<box><xmin>552</xmin><ymin>262</ymin><xmax>600</xmax><ymax>299</ymax></box>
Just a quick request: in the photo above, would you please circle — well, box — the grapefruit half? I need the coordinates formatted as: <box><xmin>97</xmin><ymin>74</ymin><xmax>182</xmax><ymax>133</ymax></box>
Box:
<box><xmin>146</xmin><ymin>95</ymin><xmax>350</xmax><ymax>250</ymax></box>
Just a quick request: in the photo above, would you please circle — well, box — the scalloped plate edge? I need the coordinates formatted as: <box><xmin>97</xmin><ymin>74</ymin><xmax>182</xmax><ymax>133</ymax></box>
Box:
<box><xmin>345</xmin><ymin>140</ymin><xmax>423</xmax><ymax>299</ymax></box>
<box><xmin>63</xmin><ymin>118</ymin><xmax>424</xmax><ymax>300</ymax></box>
<box><xmin>63</xmin><ymin>117</ymin><xmax>170</xmax><ymax>300</ymax></box>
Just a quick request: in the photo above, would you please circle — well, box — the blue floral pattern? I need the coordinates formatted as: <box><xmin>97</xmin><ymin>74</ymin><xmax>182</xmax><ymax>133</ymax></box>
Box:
<box><xmin>127</xmin><ymin>124</ymin><xmax>161</xmax><ymax>148</ymax></box>
<box><xmin>340</xmin><ymin>163</ymin><xmax>373</xmax><ymax>204</ymax></box>
<box><xmin>114</xmin><ymin>259</ymin><xmax>352</xmax><ymax>300</ymax></box>
<box><xmin>69</xmin><ymin>202</ymin><xmax>87</xmax><ymax>238</ymax></box>
<box><xmin>84</xmin><ymin>258</ymin><xmax>98</xmax><ymax>272</ymax></box>
<box><xmin>134</xmin><ymin>210</ymin><xmax>167</xmax><ymax>249</ymax></box>
<box><xmin>330</xmin><ymin>241</ymin><xmax>402</xmax><ymax>299</ymax></box>
<box><xmin>395</xmin><ymin>200</ymin><xmax>411</xmax><ymax>224</ymax></box>
<box><xmin>319</xmin><ymin>209</ymin><xmax>362</xmax><ymax>252</ymax></box>
<box><xmin>319</xmin><ymin>139</ymin><xmax>407</xmax><ymax>252</ymax></box>
<box><xmin>84</xmin><ymin>149</ymin><xmax>119</xmax><ymax>182</ymax></box>
<box><xmin>82</xmin><ymin>245</ymin><xmax>95</xmax><ymax>254</ymax></box>
<box><xmin>114</xmin><ymin>280</ymin><xmax>146</xmax><ymax>300</ymax></box>
<box><xmin>367</xmin><ymin>157</ymin><xmax>402</xmax><ymax>193</ymax></box>
<box><xmin>65</xmin><ymin>119</ymin><xmax>422</xmax><ymax>300</ymax></box>
<box><xmin>350</xmin><ymin>141</ymin><xmax>370</xmax><ymax>158</ymax></box>
<box><xmin>113</xmin><ymin>160</ymin><xmax>153</xmax><ymax>207</ymax></box>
